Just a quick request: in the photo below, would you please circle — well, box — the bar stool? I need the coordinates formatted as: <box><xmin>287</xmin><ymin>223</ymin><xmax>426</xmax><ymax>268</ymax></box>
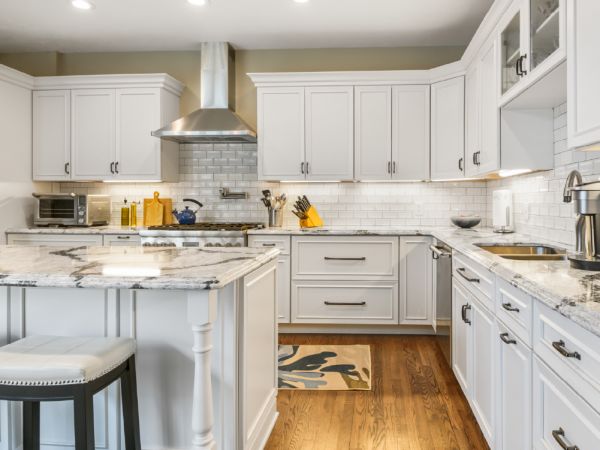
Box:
<box><xmin>0</xmin><ymin>335</ymin><xmax>141</xmax><ymax>450</ymax></box>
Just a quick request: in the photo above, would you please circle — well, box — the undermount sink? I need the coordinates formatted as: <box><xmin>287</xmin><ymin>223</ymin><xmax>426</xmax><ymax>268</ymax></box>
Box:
<box><xmin>475</xmin><ymin>243</ymin><xmax>567</xmax><ymax>261</ymax></box>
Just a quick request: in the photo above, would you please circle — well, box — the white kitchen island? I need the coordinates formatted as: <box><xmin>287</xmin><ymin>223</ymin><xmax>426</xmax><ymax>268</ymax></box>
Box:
<box><xmin>0</xmin><ymin>244</ymin><xmax>280</xmax><ymax>450</ymax></box>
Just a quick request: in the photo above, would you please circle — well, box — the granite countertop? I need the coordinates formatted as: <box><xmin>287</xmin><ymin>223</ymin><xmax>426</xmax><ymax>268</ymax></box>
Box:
<box><xmin>252</xmin><ymin>226</ymin><xmax>600</xmax><ymax>338</ymax></box>
<box><xmin>0</xmin><ymin>245</ymin><xmax>279</xmax><ymax>290</ymax></box>
<box><xmin>6</xmin><ymin>226</ymin><xmax>141</xmax><ymax>235</ymax></box>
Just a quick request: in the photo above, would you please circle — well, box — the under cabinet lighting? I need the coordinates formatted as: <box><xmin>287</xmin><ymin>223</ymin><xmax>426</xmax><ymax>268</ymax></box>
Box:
<box><xmin>188</xmin><ymin>0</ymin><xmax>209</xmax><ymax>5</ymax></box>
<box><xmin>498</xmin><ymin>169</ymin><xmax>533</xmax><ymax>178</ymax></box>
<box><xmin>71</xmin><ymin>0</ymin><xmax>95</xmax><ymax>10</ymax></box>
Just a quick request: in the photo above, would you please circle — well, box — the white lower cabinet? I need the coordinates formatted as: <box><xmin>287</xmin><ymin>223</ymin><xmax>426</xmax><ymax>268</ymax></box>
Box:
<box><xmin>533</xmin><ymin>356</ymin><xmax>600</xmax><ymax>450</ymax></box>
<box><xmin>6</xmin><ymin>233</ymin><xmax>103</xmax><ymax>247</ymax></box>
<box><xmin>452</xmin><ymin>279</ymin><xmax>471</xmax><ymax>396</ymax></box>
<box><xmin>399</xmin><ymin>236</ymin><xmax>433</xmax><ymax>326</ymax></box>
<box><xmin>496</xmin><ymin>320</ymin><xmax>532</xmax><ymax>450</ymax></box>
<box><xmin>102</xmin><ymin>234</ymin><xmax>141</xmax><ymax>246</ymax></box>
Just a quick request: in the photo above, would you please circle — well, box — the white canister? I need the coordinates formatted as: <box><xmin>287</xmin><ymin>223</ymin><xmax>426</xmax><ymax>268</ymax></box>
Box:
<box><xmin>493</xmin><ymin>189</ymin><xmax>514</xmax><ymax>233</ymax></box>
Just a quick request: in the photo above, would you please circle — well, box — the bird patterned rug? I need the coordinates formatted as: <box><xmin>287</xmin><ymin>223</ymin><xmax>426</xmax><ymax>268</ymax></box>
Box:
<box><xmin>278</xmin><ymin>344</ymin><xmax>371</xmax><ymax>390</ymax></box>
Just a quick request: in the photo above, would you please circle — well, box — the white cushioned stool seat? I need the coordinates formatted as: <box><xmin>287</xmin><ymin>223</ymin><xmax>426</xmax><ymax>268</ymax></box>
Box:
<box><xmin>0</xmin><ymin>336</ymin><xmax>136</xmax><ymax>386</ymax></box>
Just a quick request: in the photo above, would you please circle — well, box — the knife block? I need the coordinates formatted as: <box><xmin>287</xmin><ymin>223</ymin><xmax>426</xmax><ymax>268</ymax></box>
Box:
<box><xmin>299</xmin><ymin>206</ymin><xmax>324</xmax><ymax>228</ymax></box>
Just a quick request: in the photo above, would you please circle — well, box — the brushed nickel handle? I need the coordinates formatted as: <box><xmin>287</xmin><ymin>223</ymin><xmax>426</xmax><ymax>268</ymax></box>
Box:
<box><xmin>456</xmin><ymin>267</ymin><xmax>480</xmax><ymax>283</ymax></box>
<box><xmin>552</xmin><ymin>340</ymin><xmax>581</xmax><ymax>360</ymax></box>
<box><xmin>502</xmin><ymin>302</ymin><xmax>520</xmax><ymax>313</ymax></box>
<box><xmin>429</xmin><ymin>245</ymin><xmax>451</xmax><ymax>259</ymax></box>
<box><xmin>552</xmin><ymin>427</ymin><xmax>579</xmax><ymax>450</ymax></box>
<box><xmin>500</xmin><ymin>333</ymin><xmax>517</xmax><ymax>345</ymax></box>
<box><xmin>324</xmin><ymin>301</ymin><xmax>366</xmax><ymax>306</ymax></box>
<box><xmin>324</xmin><ymin>257</ymin><xmax>366</xmax><ymax>261</ymax></box>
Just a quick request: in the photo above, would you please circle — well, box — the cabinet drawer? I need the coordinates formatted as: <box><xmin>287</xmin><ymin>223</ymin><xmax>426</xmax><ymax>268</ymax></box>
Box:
<box><xmin>6</xmin><ymin>233</ymin><xmax>103</xmax><ymax>247</ymax></box>
<box><xmin>291</xmin><ymin>281</ymin><xmax>398</xmax><ymax>324</ymax></box>
<box><xmin>534</xmin><ymin>300</ymin><xmax>600</xmax><ymax>413</ymax></box>
<box><xmin>496</xmin><ymin>278</ymin><xmax>533</xmax><ymax>346</ymax></box>
<box><xmin>453</xmin><ymin>252</ymin><xmax>494</xmax><ymax>310</ymax></box>
<box><xmin>103</xmin><ymin>234</ymin><xmax>141</xmax><ymax>246</ymax></box>
<box><xmin>248</xmin><ymin>235</ymin><xmax>290</xmax><ymax>255</ymax></box>
<box><xmin>533</xmin><ymin>356</ymin><xmax>600</xmax><ymax>450</ymax></box>
<box><xmin>292</xmin><ymin>236</ymin><xmax>398</xmax><ymax>280</ymax></box>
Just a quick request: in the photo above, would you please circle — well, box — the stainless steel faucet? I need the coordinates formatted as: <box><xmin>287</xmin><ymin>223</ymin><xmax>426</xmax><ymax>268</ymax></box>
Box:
<box><xmin>563</xmin><ymin>170</ymin><xmax>583</xmax><ymax>203</ymax></box>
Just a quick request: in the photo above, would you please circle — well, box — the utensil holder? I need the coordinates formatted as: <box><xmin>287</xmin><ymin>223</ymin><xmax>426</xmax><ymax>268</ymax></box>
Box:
<box><xmin>268</xmin><ymin>208</ymin><xmax>284</xmax><ymax>228</ymax></box>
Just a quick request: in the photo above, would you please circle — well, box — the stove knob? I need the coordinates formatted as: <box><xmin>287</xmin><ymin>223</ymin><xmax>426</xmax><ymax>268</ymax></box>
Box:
<box><xmin>205</xmin><ymin>243</ymin><xmax>213</xmax><ymax>247</ymax></box>
<box><xmin>143</xmin><ymin>243</ymin><xmax>151</xmax><ymax>247</ymax></box>
<box><xmin>234</xmin><ymin>243</ymin><xmax>242</xmax><ymax>247</ymax></box>
<box><xmin>225</xmin><ymin>243</ymin><xmax>233</xmax><ymax>247</ymax></box>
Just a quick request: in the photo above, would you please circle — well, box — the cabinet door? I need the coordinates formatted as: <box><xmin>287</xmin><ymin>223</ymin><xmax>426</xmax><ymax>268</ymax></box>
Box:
<box><xmin>478</xmin><ymin>39</ymin><xmax>500</xmax><ymax>174</ymax></box>
<box><xmin>452</xmin><ymin>280</ymin><xmax>471</xmax><ymax>396</ymax></box>
<box><xmin>257</xmin><ymin>87</ymin><xmax>305</xmax><ymax>180</ymax></box>
<box><xmin>277</xmin><ymin>256</ymin><xmax>291</xmax><ymax>324</ymax></box>
<box><xmin>500</xmin><ymin>9</ymin><xmax>523</xmax><ymax>95</ymax></box>
<box><xmin>71</xmin><ymin>89</ymin><xmax>115</xmax><ymax>180</ymax></box>
<box><xmin>400</xmin><ymin>237</ymin><xmax>433</xmax><ymax>326</ymax></box>
<box><xmin>305</xmin><ymin>86</ymin><xmax>354</xmax><ymax>181</ymax></box>
<box><xmin>354</xmin><ymin>86</ymin><xmax>392</xmax><ymax>180</ymax></box>
<box><xmin>33</xmin><ymin>90</ymin><xmax>71</xmax><ymax>181</ymax></box>
<box><xmin>115</xmin><ymin>88</ymin><xmax>161</xmax><ymax>180</ymax></box>
<box><xmin>392</xmin><ymin>85</ymin><xmax>430</xmax><ymax>181</ymax></box>
<box><xmin>471</xmin><ymin>298</ymin><xmax>495</xmax><ymax>446</ymax></box>
<box><xmin>465</xmin><ymin>62</ymin><xmax>480</xmax><ymax>177</ymax></box>
<box><xmin>496</xmin><ymin>321</ymin><xmax>532</xmax><ymax>450</ymax></box>
<box><xmin>431</xmin><ymin>77</ymin><xmax>465</xmax><ymax>180</ymax></box>
<box><xmin>568</xmin><ymin>0</ymin><xmax>600</xmax><ymax>150</ymax></box>
<box><xmin>529</xmin><ymin>0</ymin><xmax>563</xmax><ymax>73</ymax></box>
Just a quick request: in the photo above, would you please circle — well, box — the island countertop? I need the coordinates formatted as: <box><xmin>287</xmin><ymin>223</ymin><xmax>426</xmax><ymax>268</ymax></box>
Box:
<box><xmin>0</xmin><ymin>245</ymin><xmax>280</xmax><ymax>290</ymax></box>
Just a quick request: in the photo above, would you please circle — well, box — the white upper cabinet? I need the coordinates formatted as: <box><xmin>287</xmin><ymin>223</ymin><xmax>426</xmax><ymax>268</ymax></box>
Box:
<box><xmin>71</xmin><ymin>89</ymin><xmax>116</xmax><ymax>180</ymax></box>
<box><xmin>431</xmin><ymin>76</ymin><xmax>465</xmax><ymax>180</ymax></box>
<box><xmin>392</xmin><ymin>85</ymin><xmax>430</xmax><ymax>181</ymax></box>
<box><xmin>305</xmin><ymin>86</ymin><xmax>354</xmax><ymax>181</ymax></box>
<box><xmin>33</xmin><ymin>90</ymin><xmax>71</xmax><ymax>181</ymax></box>
<box><xmin>354</xmin><ymin>86</ymin><xmax>392</xmax><ymax>181</ymax></box>
<box><xmin>567</xmin><ymin>0</ymin><xmax>600</xmax><ymax>150</ymax></box>
<box><xmin>33</xmin><ymin>74</ymin><xmax>183</xmax><ymax>182</ymax></box>
<box><xmin>466</xmin><ymin>39</ymin><xmax>500</xmax><ymax>177</ymax></box>
<box><xmin>257</xmin><ymin>87</ymin><xmax>305</xmax><ymax>181</ymax></box>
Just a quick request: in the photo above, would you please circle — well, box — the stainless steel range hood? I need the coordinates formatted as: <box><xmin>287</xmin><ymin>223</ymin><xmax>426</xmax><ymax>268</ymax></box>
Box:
<box><xmin>152</xmin><ymin>42</ymin><xmax>256</xmax><ymax>143</ymax></box>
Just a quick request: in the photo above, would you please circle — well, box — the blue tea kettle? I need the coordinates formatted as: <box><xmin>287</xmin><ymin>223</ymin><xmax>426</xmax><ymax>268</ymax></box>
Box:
<box><xmin>172</xmin><ymin>198</ymin><xmax>203</xmax><ymax>225</ymax></box>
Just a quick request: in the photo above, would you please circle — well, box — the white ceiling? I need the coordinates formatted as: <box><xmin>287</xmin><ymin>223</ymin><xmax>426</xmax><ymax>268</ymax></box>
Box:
<box><xmin>0</xmin><ymin>0</ymin><xmax>494</xmax><ymax>53</ymax></box>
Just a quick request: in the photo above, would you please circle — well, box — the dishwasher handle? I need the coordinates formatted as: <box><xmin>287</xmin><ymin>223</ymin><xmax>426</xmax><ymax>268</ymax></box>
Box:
<box><xmin>430</xmin><ymin>245</ymin><xmax>452</xmax><ymax>260</ymax></box>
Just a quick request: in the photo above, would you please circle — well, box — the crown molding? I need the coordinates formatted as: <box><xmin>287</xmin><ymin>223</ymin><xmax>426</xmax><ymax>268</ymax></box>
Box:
<box><xmin>0</xmin><ymin>64</ymin><xmax>35</xmax><ymax>90</ymax></box>
<box><xmin>34</xmin><ymin>73</ymin><xmax>185</xmax><ymax>95</ymax></box>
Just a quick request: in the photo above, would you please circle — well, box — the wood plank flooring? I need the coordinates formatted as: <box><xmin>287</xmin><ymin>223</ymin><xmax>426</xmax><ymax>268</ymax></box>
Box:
<box><xmin>266</xmin><ymin>334</ymin><xmax>489</xmax><ymax>450</ymax></box>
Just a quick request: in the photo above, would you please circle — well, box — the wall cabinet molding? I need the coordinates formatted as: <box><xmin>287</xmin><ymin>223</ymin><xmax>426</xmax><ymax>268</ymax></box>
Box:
<box><xmin>32</xmin><ymin>74</ymin><xmax>183</xmax><ymax>182</ymax></box>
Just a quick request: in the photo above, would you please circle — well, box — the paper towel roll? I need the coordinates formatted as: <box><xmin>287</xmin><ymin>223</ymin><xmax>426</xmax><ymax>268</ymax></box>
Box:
<box><xmin>493</xmin><ymin>189</ymin><xmax>514</xmax><ymax>233</ymax></box>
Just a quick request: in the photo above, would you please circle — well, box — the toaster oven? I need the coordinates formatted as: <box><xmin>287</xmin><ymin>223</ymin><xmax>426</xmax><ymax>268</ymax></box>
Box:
<box><xmin>33</xmin><ymin>193</ymin><xmax>111</xmax><ymax>227</ymax></box>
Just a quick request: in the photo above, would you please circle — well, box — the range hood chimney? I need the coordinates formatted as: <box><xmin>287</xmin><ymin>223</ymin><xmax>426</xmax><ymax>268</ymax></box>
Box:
<box><xmin>152</xmin><ymin>42</ymin><xmax>256</xmax><ymax>143</ymax></box>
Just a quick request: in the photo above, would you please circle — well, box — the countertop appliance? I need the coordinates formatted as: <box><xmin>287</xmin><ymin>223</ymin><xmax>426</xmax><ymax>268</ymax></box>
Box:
<box><xmin>492</xmin><ymin>189</ymin><xmax>514</xmax><ymax>233</ymax></box>
<box><xmin>430</xmin><ymin>240</ymin><xmax>452</xmax><ymax>366</ymax></box>
<box><xmin>563</xmin><ymin>170</ymin><xmax>600</xmax><ymax>270</ymax></box>
<box><xmin>33</xmin><ymin>193</ymin><xmax>111</xmax><ymax>227</ymax></box>
<box><xmin>139</xmin><ymin>222</ymin><xmax>264</xmax><ymax>248</ymax></box>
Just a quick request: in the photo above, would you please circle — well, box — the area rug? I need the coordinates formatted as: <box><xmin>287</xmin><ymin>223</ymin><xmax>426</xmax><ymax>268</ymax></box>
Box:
<box><xmin>278</xmin><ymin>344</ymin><xmax>371</xmax><ymax>390</ymax></box>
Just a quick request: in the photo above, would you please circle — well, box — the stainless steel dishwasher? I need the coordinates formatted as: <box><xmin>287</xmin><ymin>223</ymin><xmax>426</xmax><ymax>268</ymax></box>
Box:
<box><xmin>430</xmin><ymin>240</ymin><xmax>453</xmax><ymax>366</ymax></box>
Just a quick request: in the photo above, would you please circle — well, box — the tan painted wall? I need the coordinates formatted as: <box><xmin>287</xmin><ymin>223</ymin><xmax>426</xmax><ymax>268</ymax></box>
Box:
<box><xmin>0</xmin><ymin>46</ymin><xmax>464</xmax><ymax>127</ymax></box>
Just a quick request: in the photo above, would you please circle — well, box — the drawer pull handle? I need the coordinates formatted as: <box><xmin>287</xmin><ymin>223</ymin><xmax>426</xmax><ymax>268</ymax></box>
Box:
<box><xmin>552</xmin><ymin>340</ymin><xmax>581</xmax><ymax>360</ymax></box>
<box><xmin>461</xmin><ymin>304</ymin><xmax>471</xmax><ymax>325</ymax></box>
<box><xmin>262</xmin><ymin>243</ymin><xmax>277</xmax><ymax>247</ymax></box>
<box><xmin>552</xmin><ymin>427</ymin><xmax>579</xmax><ymax>450</ymax></box>
<box><xmin>117</xmin><ymin>236</ymin><xmax>131</xmax><ymax>240</ymax></box>
<box><xmin>499</xmin><ymin>333</ymin><xmax>517</xmax><ymax>345</ymax></box>
<box><xmin>324</xmin><ymin>257</ymin><xmax>367</xmax><ymax>261</ymax></box>
<box><xmin>324</xmin><ymin>301</ymin><xmax>366</xmax><ymax>306</ymax></box>
<box><xmin>501</xmin><ymin>302</ymin><xmax>520</xmax><ymax>313</ymax></box>
<box><xmin>456</xmin><ymin>267</ymin><xmax>480</xmax><ymax>283</ymax></box>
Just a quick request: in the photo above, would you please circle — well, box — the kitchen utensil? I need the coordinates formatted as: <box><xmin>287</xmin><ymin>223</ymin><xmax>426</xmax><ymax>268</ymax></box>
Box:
<box><xmin>143</xmin><ymin>192</ymin><xmax>165</xmax><ymax>227</ymax></box>
<box><xmin>268</xmin><ymin>208</ymin><xmax>284</xmax><ymax>227</ymax></box>
<box><xmin>261</xmin><ymin>198</ymin><xmax>271</xmax><ymax>208</ymax></box>
<box><xmin>451</xmin><ymin>215</ymin><xmax>481</xmax><ymax>229</ymax></box>
<box><xmin>172</xmin><ymin>198</ymin><xmax>204</xmax><ymax>225</ymax></box>
<box><xmin>493</xmin><ymin>190</ymin><xmax>514</xmax><ymax>233</ymax></box>
<box><xmin>144</xmin><ymin>194</ymin><xmax>174</xmax><ymax>226</ymax></box>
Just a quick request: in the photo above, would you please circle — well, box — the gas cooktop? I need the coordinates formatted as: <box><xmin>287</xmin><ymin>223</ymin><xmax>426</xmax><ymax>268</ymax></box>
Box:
<box><xmin>147</xmin><ymin>222</ymin><xmax>264</xmax><ymax>232</ymax></box>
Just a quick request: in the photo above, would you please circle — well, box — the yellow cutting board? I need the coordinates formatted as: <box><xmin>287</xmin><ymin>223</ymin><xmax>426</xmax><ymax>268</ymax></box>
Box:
<box><xmin>143</xmin><ymin>192</ymin><xmax>165</xmax><ymax>227</ymax></box>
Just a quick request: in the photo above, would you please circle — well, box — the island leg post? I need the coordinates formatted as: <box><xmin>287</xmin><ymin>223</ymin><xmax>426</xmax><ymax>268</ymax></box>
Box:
<box><xmin>187</xmin><ymin>290</ymin><xmax>218</xmax><ymax>450</ymax></box>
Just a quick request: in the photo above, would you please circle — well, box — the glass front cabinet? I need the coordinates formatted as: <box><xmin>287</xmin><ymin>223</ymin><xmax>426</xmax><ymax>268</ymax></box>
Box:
<box><xmin>499</xmin><ymin>0</ymin><xmax>565</xmax><ymax>100</ymax></box>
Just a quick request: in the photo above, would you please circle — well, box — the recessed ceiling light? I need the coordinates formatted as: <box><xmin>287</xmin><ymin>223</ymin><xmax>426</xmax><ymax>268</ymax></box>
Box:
<box><xmin>71</xmin><ymin>0</ymin><xmax>95</xmax><ymax>10</ymax></box>
<box><xmin>188</xmin><ymin>0</ymin><xmax>209</xmax><ymax>5</ymax></box>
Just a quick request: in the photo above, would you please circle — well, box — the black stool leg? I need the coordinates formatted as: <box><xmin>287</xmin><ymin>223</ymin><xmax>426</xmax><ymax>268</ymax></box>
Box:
<box><xmin>23</xmin><ymin>401</ymin><xmax>40</xmax><ymax>450</ymax></box>
<box><xmin>121</xmin><ymin>356</ymin><xmax>141</xmax><ymax>450</ymax></box>
<box><xmin>73</xmin><ymin>386</ymin><xmax>95</xmax><ymax>450</ymax></box>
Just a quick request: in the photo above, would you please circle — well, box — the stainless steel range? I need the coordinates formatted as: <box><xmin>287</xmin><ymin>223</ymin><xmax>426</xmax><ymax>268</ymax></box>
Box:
<box><xmin>139</xmin><ymin>223</ymin><xmax>264</xmax><ymax>248</ymax></box>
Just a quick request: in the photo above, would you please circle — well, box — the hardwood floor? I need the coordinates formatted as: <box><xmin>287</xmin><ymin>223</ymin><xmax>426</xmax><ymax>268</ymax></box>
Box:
<box><xmin>266</xmin><ymin>334</ymin><xmax>489</xmax><ymax>450</ymax></box>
